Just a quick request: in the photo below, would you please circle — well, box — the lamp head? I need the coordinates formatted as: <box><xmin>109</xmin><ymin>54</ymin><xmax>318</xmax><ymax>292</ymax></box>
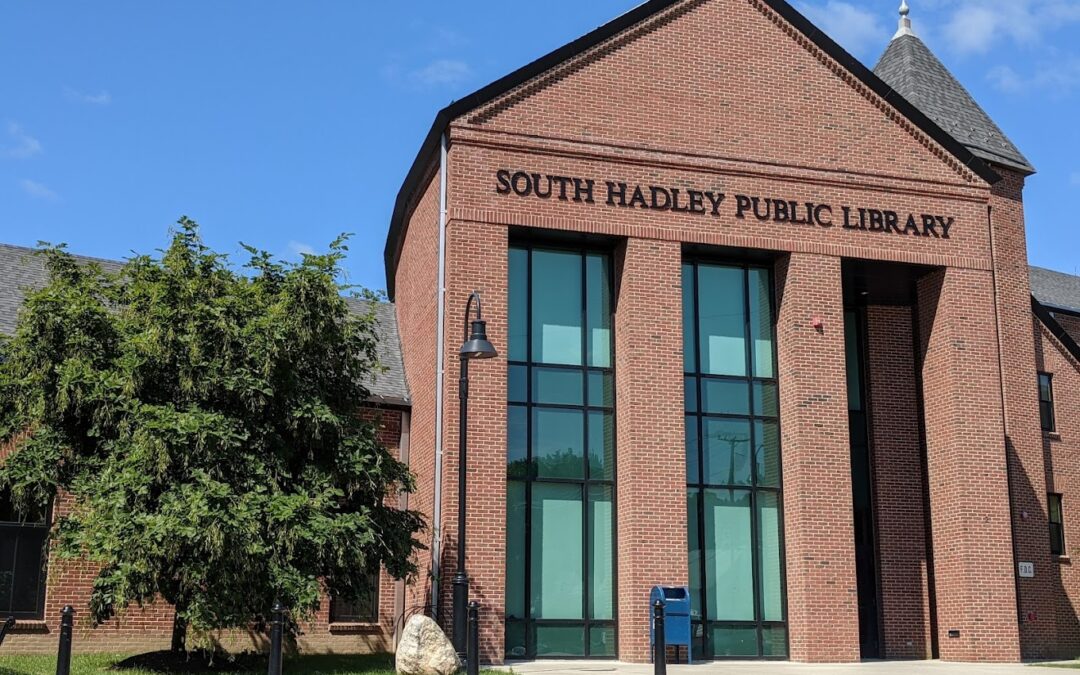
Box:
<box><xmin>460</xmin><ymin>319</ymin><xmax>498</xmax><ymax>359</ymax></box>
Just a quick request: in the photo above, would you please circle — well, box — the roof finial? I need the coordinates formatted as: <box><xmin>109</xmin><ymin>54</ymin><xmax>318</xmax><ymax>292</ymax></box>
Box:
<box><xmin>894</xmin><ymin>0</ymin><xmax>916</xmax><ymax>39</ymax></box>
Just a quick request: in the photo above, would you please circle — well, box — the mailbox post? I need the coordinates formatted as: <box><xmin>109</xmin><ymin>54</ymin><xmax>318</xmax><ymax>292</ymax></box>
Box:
<box><xmin>649</xmin><ymin>586</ymin><xmax>692</xmax><ymax>664</ymax></box>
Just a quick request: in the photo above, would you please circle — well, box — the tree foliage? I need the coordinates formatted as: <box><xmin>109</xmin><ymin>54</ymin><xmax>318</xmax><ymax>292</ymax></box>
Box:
<box><xmin>0</xmin><ymin>219</ymin><xmax>424</xmax><ymax>643</ymax></box>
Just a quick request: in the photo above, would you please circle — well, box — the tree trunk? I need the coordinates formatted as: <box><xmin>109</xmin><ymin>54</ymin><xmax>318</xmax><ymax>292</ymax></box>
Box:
<box><xmin>171</xmin><ymin>611</ymin><xmax>187</xmax><ymax>654</ymax></box>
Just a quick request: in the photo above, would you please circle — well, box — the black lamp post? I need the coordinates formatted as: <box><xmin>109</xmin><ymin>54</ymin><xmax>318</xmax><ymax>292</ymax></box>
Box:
<box><xmin>454</xmin><ymin>291</ymin><xmax>498</xmax><ymax>661</ymax></box>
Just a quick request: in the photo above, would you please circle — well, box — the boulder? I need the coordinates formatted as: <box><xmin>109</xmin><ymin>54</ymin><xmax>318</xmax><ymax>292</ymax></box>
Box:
<box><xmin>396</xmin><ymin>614</ymin><xmax>461</xmax><ymax>675</ymax></box>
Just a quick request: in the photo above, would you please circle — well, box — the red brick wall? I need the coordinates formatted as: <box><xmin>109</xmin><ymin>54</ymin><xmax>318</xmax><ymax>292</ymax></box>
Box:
<box><xmin>1036</xmin><ymin>320</ymin><xmax>1080</xmax><ymax>657</ymax></box>
<box><xmin>916</xmin><ymin>267</ymin><xmax>1020</xmax><ymax>661</ymax></box>
<box><xmin>2</xmin><ymin>407</ymin><xmax>405</xmax><ymax>655</ymax></box>
<box><xmin>775</xmin><ymin>253</ymin><xmax>860</xmax><ymax>662</ymax></box>
<box><xmin>613</xmin><ymin>239</ymin><xmax>687</xmax><ymax>662</ymax></box>
<box><xmin>866</xmin><ymin>305</ymin><xmax>933</xmax><ymax>659</ymax></box>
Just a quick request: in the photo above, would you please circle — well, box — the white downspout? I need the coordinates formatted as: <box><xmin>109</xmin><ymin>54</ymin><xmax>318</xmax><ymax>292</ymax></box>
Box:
<box><xmin>431</xmin><ymin>132</ymin><xmax>449</xmax><ymax>616</ymax></box>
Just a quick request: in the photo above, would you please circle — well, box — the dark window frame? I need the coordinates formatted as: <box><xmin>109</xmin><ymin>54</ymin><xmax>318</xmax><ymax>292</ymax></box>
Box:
<box><xmin>505</xmin><ymin>242</ymin><xmax>618</xmax><ymax>660</ymax></box>
<box><xmin>1039</xmin><ymin>372</ymin><xmax>1057</xmax><ymax>433</ymax></box>
<box><xmin>683</xmin><ymin>258</ymin><xmax>789</xmax><ymax>661</ymax></box>
<box><xmin>1050</xmin><ymin>493</ymin><xmax>1066</xmax><ymax>557</ymax></box>
<box><xmin>328</xmin><ymin>566</ymin><xmax>381</xmax><ymax>624</ymax></box>
<box><xmin>0</xmin><ymin>492</ymin><xmax>51</xmax><ymax>620</ymax></box>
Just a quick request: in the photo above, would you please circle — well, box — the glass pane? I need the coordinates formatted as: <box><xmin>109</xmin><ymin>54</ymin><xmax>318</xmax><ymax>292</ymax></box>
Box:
<box><xmin>710</xmin><ymin>625</ymin><xmax>758</xmax><ymax>657</ymax></box>
<box><xmin>758</xmin><ymin>492</ymin><xmax>784</xmax><ymax>622</ymax></box>
<box><xmin>685</xmin><ymin>376</ymin><xmax>698</xmax><ymax>413</ymax></box>
<box><xmin>701</xmin><ymin>378</ymin><xmax>750</xmax><ymax>416</ymax></box>
<box><xmin>587</xmin><ymin>411</ymin><xmax>614</xmax><ymax>481</ymax></box>
<box><xmin>703</xmin><ymin>419</ymin><xmax>752</xmax><ymax>486</ymax></box>
<box><xmin>586</xmin><ymin>254</ymin><xmax>612</xmax><ymax>368</ymax></box>
<box><xmin>508</xmin><ymin>365</ymin><xmax>527</xmax><ymax>403</ymax></box>
<box><xmin>532</xmin><ymin>367</ymin><xmax>583</xmax><ymax>406</ymax></box>
<box><xmin>762</xmin><ymin>625</ymin><xmax>788</xmax><ymax>657</ymax></box>
<box><xmin>535</xmin><ymin>625</ymin><xmax>585</xmax><ymax>657</ymax></box>
<box><xmin>755</xmin><ymin>420</ymin><xmax>781</xmax><ymax>488</ymax></box>
<box><xmin>749</xmin><ymin>267</ymin><xmax>775</xmax><ymax>378</ymax></box>
<box><xmin>686</xmin><ymin>416</ymin><xmax>700</xmax><ymax>484</ymax></box>
<box><xmin>508</xmin><ymin>406</ymin><xmax>528</xmax><ymax>479</ymax></box>
<box><xmin>1050</xmin><ymin>495</ymin><xmax>1063</xmax><ymax>523</ymax></box>
<box><xmin>0</xmin><ymin>533</ymin><xmax>15</xmax><ymax>612</ymax></box>
<box><xmin>753</xmin><ymin>381</ymin><xmax>778</xmax><ymax>417</ymax></box>
<box><xmin>682</xmin><ymin>263</ymin><xmax>697</xmax><ymax>373</ymax></box>
<box><xmin>532</xmin><ymin>250</ymin><xmax>583</xmax><ymax>366</ymax></box>
<box><xmin>505</xmin><ymin>621</ymin><xmax>527</xmax><ymax>659</ymax></box>
<box><xmin>845</xmin><ymin>311</ymin><xmax>863</xmax><ymax>411</ymax></box>
<box><xmin>533</xmin><ymin>408</ymin><xmax>584</xmax><ymax>479</ymax></box>
<box><xmin>588</xmin><ymin>485</ymin><xmax>614</xmax><ymax>620</ymax></box>
<box><xmin>589</xmin><ymin>625</ymin><xmax>617</xmax><ymax>657</ymax></box>
<box><xmin>697</xmin><ymin>265</ymin><xmax>747</xmax><ymax>377</ymax></box>
<box><xmin>530</xmin><ymin>483</ymin><xmax>583</xmax><ymax>620</ymax></box>
<box><xmin>703</xmin><ymin>490</ymin><xmax>754</xmax><ymax>621</ymax></box>
<box><xmin>1040</xmin><ymin>374</ymin><xmax>1053</xmax><ymax>402</ymax></box>
<box><xmin>687</xmin><ymin>490</ymin><xmax>703</xmax><ymax>619</ymax></box>
<box><xmin>509</xmin><ymin>247</ymin><xmax>529</xmax><ymax>362</ymax></box>
<box><xmin>587</xmin><ymin>370</ymin><xmax>614</xmax><ymax>409</ymax></box>
<box><xmin>505</xmin><ymin>482</ymin><xmax>527</xmax><ymax>620</ymax></box>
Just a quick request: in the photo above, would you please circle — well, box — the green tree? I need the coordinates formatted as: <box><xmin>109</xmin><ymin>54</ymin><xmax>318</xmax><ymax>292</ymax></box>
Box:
<box><xmin>0</xmin><ymin>219</ymin><xmax>424</xmax><ymax>650</ymax></box>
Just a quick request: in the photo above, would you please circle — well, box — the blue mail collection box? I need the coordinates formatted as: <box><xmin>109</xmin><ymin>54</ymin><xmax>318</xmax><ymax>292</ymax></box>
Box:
<box><xmin>649</xmin><ymin>586</ymin><xmax>692</xmax><ymax>663</ymax></box>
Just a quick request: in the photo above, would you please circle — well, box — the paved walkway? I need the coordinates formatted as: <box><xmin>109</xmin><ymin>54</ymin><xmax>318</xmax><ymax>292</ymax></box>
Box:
<box><xmin>499</xmin><ymin>660</ymin><xmax>1075</xmax><ymax>674</ymax></box>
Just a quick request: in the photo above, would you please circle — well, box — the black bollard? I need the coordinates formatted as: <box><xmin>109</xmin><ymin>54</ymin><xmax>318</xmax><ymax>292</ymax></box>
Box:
<box><xmin>56</xmin><ymin>606</ymin><xmax>74</xmax><ymax>675</ymax></box>
<box><xmin>267</xmin><ymin>602</ymin><xmax>284</xmax><ymax>675</ymax></box>
<box><xmin>653</xmin><ymin>600</ymin><xmax>666</xmax><ymax>675</ymax></box>
<box><xmin>466</xmin><ymin>601</ymin><xmax>480</xmax><ymax>675</ymax></box>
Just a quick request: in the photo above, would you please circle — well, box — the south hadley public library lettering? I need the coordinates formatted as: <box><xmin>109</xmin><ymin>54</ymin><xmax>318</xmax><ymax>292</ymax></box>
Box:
<box><xmin>495</xmin><ymin>169</ymin><xmax>956</xmax><ymax>239</ymax></box>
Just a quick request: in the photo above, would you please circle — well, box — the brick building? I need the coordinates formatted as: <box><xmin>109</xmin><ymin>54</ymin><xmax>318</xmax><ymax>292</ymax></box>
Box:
<box><xmin>3</xmin><ymin>0</ymin><xmax>1080</xmax><ymax>665</ymax></box>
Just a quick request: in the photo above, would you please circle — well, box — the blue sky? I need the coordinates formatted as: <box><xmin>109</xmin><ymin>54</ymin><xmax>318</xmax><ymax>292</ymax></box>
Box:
<box><xmin>2</xmin><ymin>0</ymin><xmax>1077</xmax><ymax>294</ymax></box>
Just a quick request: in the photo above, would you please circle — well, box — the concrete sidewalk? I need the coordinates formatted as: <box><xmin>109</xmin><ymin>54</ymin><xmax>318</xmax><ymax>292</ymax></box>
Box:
<box><xmin>498</xmin><ymin>660</ymin><xmax>1076</xmax><ymax>674</ymax></box>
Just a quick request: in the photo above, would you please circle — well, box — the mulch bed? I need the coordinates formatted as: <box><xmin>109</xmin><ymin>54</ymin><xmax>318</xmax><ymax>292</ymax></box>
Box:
<box><xmin>111</xmin><ymin>651</ymin><xmax>266</xmax><ymax>673</ymax></box>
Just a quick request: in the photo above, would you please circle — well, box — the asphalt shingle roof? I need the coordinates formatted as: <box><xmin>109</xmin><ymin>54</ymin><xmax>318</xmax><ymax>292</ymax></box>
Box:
<box><xmin>0</xmin><ymin>243</ymin><xmax>409</xmax><ymax>406</ymax></box>
<box><xmin>874</xmin><ymin>34</ymin><xmax>1034</xmax><ymax>174</ymax></box>
<box><xmin>1031</xmin><ymin>266</ymin><xmax>1080</xmax><ymax>316</ymax></box>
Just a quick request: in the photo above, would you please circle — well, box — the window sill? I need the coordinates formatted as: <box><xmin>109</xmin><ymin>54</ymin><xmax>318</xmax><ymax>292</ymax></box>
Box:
<box><xmin>328</xmin><ymin>622</ymin><xmax>382</xmax><ymax>634</ymax></box>
<box><xmin>1059</xmin><ymin>556</ymin><xmax>1072</xmax><ymax>564</ymax></box>
<box><xmin>1045</xmin><ymin>432</ymin><xmax>1062</xmax><ymax>441</ymax></box>
<box><xmin>10</xmin><ymin>620</ymin><xmax>49</xmax><ymax>633</ymax></box>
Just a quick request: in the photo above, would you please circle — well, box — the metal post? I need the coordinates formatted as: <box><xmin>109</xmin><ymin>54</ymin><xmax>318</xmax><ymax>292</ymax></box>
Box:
<box><xmin>466</xmin><ymin>601</ymin><xmax>480</xmax><ymax>675</ymax></box>
<box><xmin>653</xmin><ymin>600</ymin><xmax>666</xmax><ymax>675</ymax></box>
<box><xmin>452</xmin><ymin>355</ymin><xmax>470</xmax><ymax>660</ymax></box>
<box><xmin>267</xmin><ymin>602</ymin><xmax>284</xmax><ymax>675</ymax></box>
<box><xmin>56</xmin><ymin>606</ymin><xmax>74</xmax><ymax>675</ymax></box>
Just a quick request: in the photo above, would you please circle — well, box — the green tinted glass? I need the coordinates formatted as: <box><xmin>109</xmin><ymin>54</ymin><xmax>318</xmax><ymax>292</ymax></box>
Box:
<box><xmin>535</xmin><ymin>625</ymin><xmax>585</xmax><ymax>657</ymax></box>
<box><xmin>701</xmin><ymin>378</ymin><xmax>750</xmax><ymax>415</ymax></box>
<box><xmin>530</xmin><ymin>483</ymin><xmax>583</xmax><ymax>620</ymax></box>
<box><xmin>587</xmin><ymin>411</ymin><xmax>614</xmax><ymax>481</ymax></box>
<box><xmin>703</xmin><ymin>418</ymin><xmax>752</xmax><ymax>486</ymax></box>
<box><xmin>682</xmin><ymin>263</ymin><xmax>697</xmax><ymax>373</ymax></box>
<box><xmin>710</xmin><ymin>625</ymin><xmax>758</xmax><ymax>657</ymax></box>
<box><xmin>749</xmin><ymin>267</ymin><xmax>774</xmax><ymax>378</ymax></box>
<box><xmin>507</xmin><ymin>406</ymin><xmax>528</xmax><ymax>479</ymax></box>
<box><xmin>704</xmin><ymin>490</ymin><xmax>753</xmax><ymax>621</ymax></box>
<box><xmin>589</xmin><ymin>625</ymin><xmax>617</xmax><ymax>657</ymax></box>
<box><xmin>758</xmin><ymin>491</ymin><xmax>784</xmax><ymax>622</ymax></box>
<box><xmin>505</xmin><ymin>482</ymin><xmax>527</xmax><ymax>620</ymax></box>
<box><xmin>509</xmin><ymin>247</ymin><xmax>529</xmax><ymax>362</ymax></box>
<box><xmin>532</xmin><ymin>367</ymin><xmax>583</xmax><ymax>406</ymax></box>
<box><xmin>531</xmin><ymin>250</ymin><xmax>583</xmax><ymax>366</ymax></box>
<box><xmin>588</xmin><ymin>485</ymin><xmax>614</xmax><ymax>620</ymax></box>
<box><xmin>586</xmin><ymin>254</ymin><xmax>612</xmax><ymax>368</ymax></box>
<box><xmin>533</xmin><ymin>408</ymin><xmax>584</xmax><ymax>480</ymax></box>
<box><xmin>697</xmin><ymin>265</ymin><xmax>747</xmax><ymax>377</ymax></box>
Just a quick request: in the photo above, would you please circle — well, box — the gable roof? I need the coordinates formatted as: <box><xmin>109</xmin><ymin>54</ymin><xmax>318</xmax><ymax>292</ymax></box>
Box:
<box><xmin>383</xmin><ymin>0</ymin><xmax>1002</xmax><ymax>299</ymax></box>
<box><xmin>1031</xmin><ymin>266</ymin><xmax>1080</xmax><ymax>316</ymax></box>
<box><xmin>874</xmin><ymin>34</ymin><xmax>1034</xmax><ymax>175</ymax></box>
<box><xmin>0</xmin><ymin>243</ymin><xmax>410</xmax><ymax>407</ymax></box>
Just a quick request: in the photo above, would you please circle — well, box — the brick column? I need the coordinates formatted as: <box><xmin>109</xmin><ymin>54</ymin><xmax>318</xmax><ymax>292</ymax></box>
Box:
<box><xmin>775</xmin><ymin>253</ymin><xmax>860</xmax><ymax>663</ymax></box>
<box><xmin>442</xmin><ymin>220</ymin><xmax>509</xmax><ymax>664</ymax></box>
<box><xmin>866</xmin><ymin>305</ymin><xmax>933</xmax><ymax>659</ymax></box>
<box><xmin>613</xmin><ymin>238</ymin><xmax>687</xmax><ymax>663</ymax></box>
<box><xmin>916</xmin><ymin>267</ymin><xmax>1020</xmax><ymax>662</ymax></box>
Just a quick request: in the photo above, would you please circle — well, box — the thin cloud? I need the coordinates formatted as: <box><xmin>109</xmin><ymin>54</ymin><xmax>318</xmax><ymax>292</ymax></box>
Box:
<box><xmin>795</xmin><ymin>1</ymin><xmax>887</xmax><ymax>59</ymax></box>
<box><xmin>410</xmin><ymin>59</ymin><xmax>472</xmax><ymax>87</ymax></box>
<box><xmin>19</xmin><ymin>179</ymin><xmax>58</xmax><ymax>201</ymax></box>
<box><xmin>64</xmin><ymin>87</ymin><xmax>112</xmax><ymax>105</ymax></box>
<box><xmin>4</xmin><ymin>122</ymin><xmax>42</xmax><ymax>159</ymax></box>
<box><xmin>944</xmin><ymin>0</ymin><xmax>1080</xmax><ymax>54</ymax></box>
<box><xmin>988</xmin><ymin>59</ymin><xmax>1080</xmax><ymax>94</ymax></box>
<box><xmin>287</xmin><ymin>241</ymin><xmax>315</xmax><ymax>258</ymax></box>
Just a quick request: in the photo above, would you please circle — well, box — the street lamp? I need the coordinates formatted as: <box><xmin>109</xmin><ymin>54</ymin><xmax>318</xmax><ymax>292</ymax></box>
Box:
<box><xmin>454</xmin><ymin>291</ymin><xmax>497</xmax><ymax>661</ymax></box>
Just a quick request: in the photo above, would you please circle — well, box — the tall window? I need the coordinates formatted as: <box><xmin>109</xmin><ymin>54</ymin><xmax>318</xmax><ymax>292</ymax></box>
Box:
<box><xmin>505</xmin><ymin>245</ymin><xmax>615</xmax><ymax>659</ymax></box>
<box><xmin>1050</xmin><ymin>494</ymin><xmax>1066</xmax><ymax>557</ymax></box>
<box><xmin>329</xmin><ymin>566</ymin><xmax>380</xmax><ymax>623</ymax></box>
<box><xmin>0</xmin><ymin>490</ymin><xmax>49</xmax><ymax>619</ymax></box>
<box><xmin>1039</xmin><ymin>373</ymin><xmax>1056</xmax><ymax>433</ymax></box>
<box><xmin>683</xmin><ymin>261</ymin><xmax>787</xmax><ymax>659</ymax></box>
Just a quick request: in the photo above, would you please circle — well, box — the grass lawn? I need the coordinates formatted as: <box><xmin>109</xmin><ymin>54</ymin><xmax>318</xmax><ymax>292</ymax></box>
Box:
<box><xmin>0</xmin><ymin>652</ymin><xmax>504</xmax><ymax>675</ymax></box>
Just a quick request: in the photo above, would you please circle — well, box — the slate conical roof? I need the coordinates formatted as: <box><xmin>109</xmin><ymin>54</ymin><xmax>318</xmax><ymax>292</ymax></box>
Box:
<box><xmin>874</xmin><ymin>31</ymin><xmax>1035</xmax><ymax>174</ymax></box>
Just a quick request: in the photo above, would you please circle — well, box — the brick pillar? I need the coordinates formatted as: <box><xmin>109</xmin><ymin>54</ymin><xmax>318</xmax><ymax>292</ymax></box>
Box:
<box><xmin>775</xmin><ymin>253</ymin><xmax>860</xmax><ymax>663</ymax></box>
<box><xmin>442</xmin><ymin>220</ymin><xmax>509</xmax><ymax>664</ymax></box>
<box><xmin>613</xmin><ymin>238</ymin><xmax>687</xmax><ymax>663</ymax></box>
<box><xmin>866</xmin><ymin>305</ymin><xmax>933</xmax><ymax>659</ymax></box>
<box><xmin>991</xmin><ymin>170</ymin><xmax>1058</xmax><ymax>659</ymax></box>
<box><xmin>916</xmin><ymin>267</ymin><xmax>1020</xmax><ymax>662</ymax></box>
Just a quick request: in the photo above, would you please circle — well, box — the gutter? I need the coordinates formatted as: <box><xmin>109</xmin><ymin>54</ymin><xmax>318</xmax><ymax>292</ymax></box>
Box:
<box><xmin>431</xmin><ymin>133</ymin><xmax>449</xmax><ymax>619</ymax></box>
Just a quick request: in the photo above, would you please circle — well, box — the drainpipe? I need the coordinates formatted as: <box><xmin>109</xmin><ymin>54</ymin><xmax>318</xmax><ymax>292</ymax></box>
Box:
<box><xmin>431</xmin><ymin>133</ymin><xmax>449</xmax><ymax>620</ymax></box>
